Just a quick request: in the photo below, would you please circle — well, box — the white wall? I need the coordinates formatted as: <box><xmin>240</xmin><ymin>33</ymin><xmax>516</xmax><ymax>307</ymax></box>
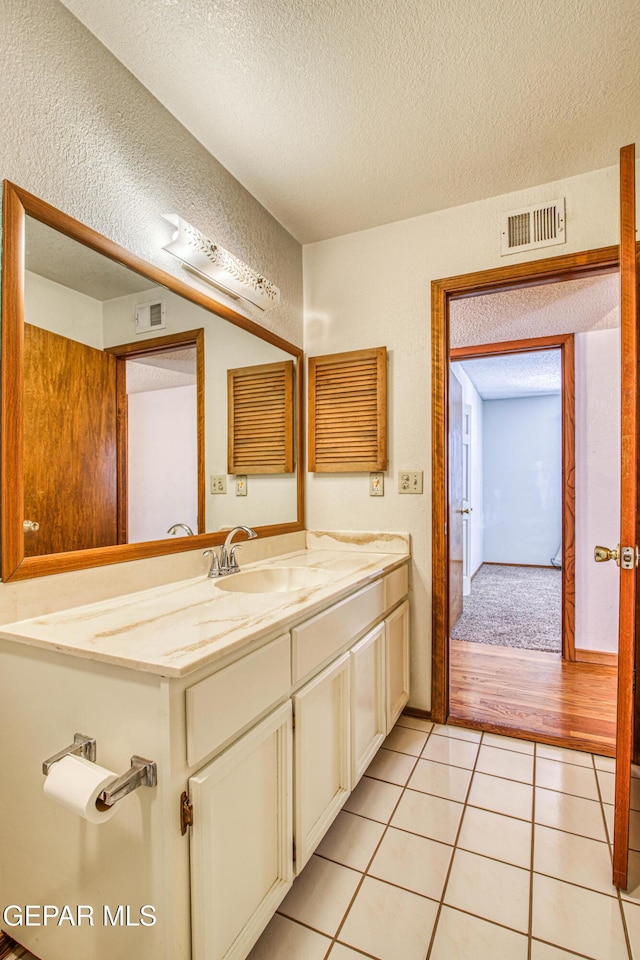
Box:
<box><xmin>575</xmin><ymin>328</ymin><xmax>621</xmax><ymax>653</ymax></box>
<box><xmin>128</xmin><ymin>385</ymin><xmax>198</xmax><ymax>543</ymax></box>
<box><xmin>304</xmin><ymin>161</ymin><xmax>632</xmax><ymax>710</ymax></box>
<box><xmin>24</xmin><ymin>271</ymin><xmax>103</xmax><ymax>348</ymax></box>
<box><xmin>450</xmin><ymin>364</ymin><xmax>484</xmax><ymax>577</ymax></box>
<box><xmin>482</xmin><ymin>395</ymin><xmax>562</xmax><ymax>565</ymax></box>
<box><xmin>0</xmin><ymin>0</ymin><xmax>302</xmax><ymax>620</ymax></box>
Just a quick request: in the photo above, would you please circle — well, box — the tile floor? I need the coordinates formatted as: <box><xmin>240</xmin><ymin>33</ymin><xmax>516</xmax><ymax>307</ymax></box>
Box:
<box><xmin>248</xmin><ymin>717</ymin><xmax>640</xmax><ymax>960</ymax></box>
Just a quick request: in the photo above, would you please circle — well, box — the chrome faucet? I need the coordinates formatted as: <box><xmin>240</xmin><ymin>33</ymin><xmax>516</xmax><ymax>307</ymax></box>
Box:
<box><xmin>203</xmin><ymin>525</ymin><xmax>258</xmax><ymax>578</ymax></box>
<box><xmin>167</xmin><ymin>523</ymin><xmax>195</xmax><ymax>537</ymax></box>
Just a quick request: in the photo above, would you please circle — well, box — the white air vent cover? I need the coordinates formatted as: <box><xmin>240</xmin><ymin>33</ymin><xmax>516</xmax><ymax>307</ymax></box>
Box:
<box><xmin>501</xmin><ymin>198</ymin><xmax>565</xmax><ymax>255</ymax></box>
<box><xmin>135</xmin><ymin>300</ymin><xmax>166</xmax><ymax>334</ymax></box>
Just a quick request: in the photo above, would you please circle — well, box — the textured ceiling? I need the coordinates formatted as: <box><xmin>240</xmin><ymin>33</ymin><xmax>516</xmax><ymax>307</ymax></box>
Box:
<box><xmin>456</xmin><ymin>351</ymin><xmax>561</xmax><ymax>400</ymax></box>
<box><xmin>57</xmin><ymin>0</ymin><xmax>640</xmax><ymax>243</ymax></box>
<box><xmin>450</xmin><ymin>273</ymin><xmax>620</xmax><ymax>349</ymax></box>
<box><xmin>127</xmin><ymin>347</ymin><xmax>197</xmax><ymax>394</ymax></box>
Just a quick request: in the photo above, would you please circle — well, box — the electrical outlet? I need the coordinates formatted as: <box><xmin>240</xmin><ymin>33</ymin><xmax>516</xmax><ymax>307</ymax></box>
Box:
<box><xmin>369</xmin><ymin>472</ymin><xmax>384</xmax><ymax>496</ymax></box>
<box><xmin>235</xmin><ymin>476</ymin><xmax>247</xmax><ymax>497</ymax></box>
<box><xmin>398</xmin><ymin>470</ymin><xmax>424</xmax><ymax>494</ymax></box>
<box><xmin>210</xmin><ymin>475</ymin><xmax>227</xmax><ymax>494</ymax></box>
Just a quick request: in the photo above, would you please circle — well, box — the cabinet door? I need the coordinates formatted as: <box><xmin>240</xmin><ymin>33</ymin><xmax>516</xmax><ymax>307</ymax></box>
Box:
<box><xmin>293</xmin><ymin>653</ymin><xmax>350</xmax><ymax>873</ymax></box>
<box><xmin>386</xmin><ymin>600</ymin><xmax>410</xmax><ymax>729</ymax></box>
<box><xmin>351</xmin><ymin>622</ymin><xmax>386</xmax><ymax>785</ymax></box>
<box><xmin>189</xmin><ymin>701</ymin><xmax>293</xmax><ymax>960</ymax></box>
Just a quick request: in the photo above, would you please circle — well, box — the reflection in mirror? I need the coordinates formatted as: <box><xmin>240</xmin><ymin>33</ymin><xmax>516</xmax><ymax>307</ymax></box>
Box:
<box><xmin>2</xmin><ymin>182</ymin><xmax>303</xmax><ymax>580</ymax></box>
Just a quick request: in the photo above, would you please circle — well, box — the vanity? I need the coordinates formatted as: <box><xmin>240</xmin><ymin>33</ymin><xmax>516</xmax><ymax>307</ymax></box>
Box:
<box><xmin>0</xmin><ymin>533</ymin><xmax>410</xmax><ymax>960</ymax></box>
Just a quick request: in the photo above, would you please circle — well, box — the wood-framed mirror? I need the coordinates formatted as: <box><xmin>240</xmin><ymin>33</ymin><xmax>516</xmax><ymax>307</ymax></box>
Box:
<box><xmin>1</xmin><ymin>181</ymin><xmax>304</xmax><ymax>581</ymax></box>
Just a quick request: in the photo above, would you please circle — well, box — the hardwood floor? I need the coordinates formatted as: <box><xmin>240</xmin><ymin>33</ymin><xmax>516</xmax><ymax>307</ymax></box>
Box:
<box><xmin>449</xmin><ymin>639</ymin><xmax>617</xmax><ymax>756</ymax></box>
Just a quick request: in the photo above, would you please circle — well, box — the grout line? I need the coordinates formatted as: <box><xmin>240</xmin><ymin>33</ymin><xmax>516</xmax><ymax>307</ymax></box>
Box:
<box><xmin>319</xmin><ymin>726</ymin><xmax>430</xmax><ymax>960</ymax></box>
<box><xmin>527</xmin><ymin>740</ymin><xmax>536</xmax><ymax>960</ymax></box>
<box><xmin>424</xmin><ymin>728</ymin><xmax>485</xmax><ymax>959</ymax></box>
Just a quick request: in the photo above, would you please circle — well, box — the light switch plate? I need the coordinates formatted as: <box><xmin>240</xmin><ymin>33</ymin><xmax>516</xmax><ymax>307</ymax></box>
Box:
<box><xmin>210</xmin><ymin>475</ymin><xmax>227</xmax><ymax>494</ymax></box>
<box><xmin>398</xmin><ymin>470</ymin><xmax>424</xmax><ymax>494</ymax></box>
<box><xmin>235</xmin><ymin>476</ymin><xmax>247</xmax><ymax>497</ymax></box>
<box><xmin>369</xmin><ymin>472</ymin><xmax>384</xmax><ymax>496</ymax></box>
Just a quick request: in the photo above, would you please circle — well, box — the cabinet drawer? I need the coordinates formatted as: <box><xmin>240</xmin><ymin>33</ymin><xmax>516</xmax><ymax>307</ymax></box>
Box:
<box><xmin>186</xmin><ymin>633</ymin><xmax>291</xmax><ymax>768</ymax></box>
<box><xmin>384</xmin><ymin>563</ymin><xmax>408</xmax><ymax>610</ymax></box>
<box><xmin>292</xmin><ymin>580</ymin><xmax>384</xmax><ymax>683</ymax></box>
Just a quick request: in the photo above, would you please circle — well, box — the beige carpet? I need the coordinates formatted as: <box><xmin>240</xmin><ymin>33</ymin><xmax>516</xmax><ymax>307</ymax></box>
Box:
<box><xmin>451</xmin><ymin>563</ymin><xmax>562</xmax><ymax>653</ymax></box>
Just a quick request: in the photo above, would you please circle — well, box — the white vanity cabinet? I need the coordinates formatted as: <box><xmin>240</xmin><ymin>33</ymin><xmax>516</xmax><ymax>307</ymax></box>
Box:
<box><xmin>292</xmin><ymin>654</ymin><xmax>351</xmax><ymax>873</ymax></box>
<box><xmin>0</xmin><ymin>553</ymin><xmax>410</xmax><ymax>960</ymax></box>
<box><xmin>189</xmin><ymin>701</ymin><xmax>293</xmax><ymax>960</ymax></box>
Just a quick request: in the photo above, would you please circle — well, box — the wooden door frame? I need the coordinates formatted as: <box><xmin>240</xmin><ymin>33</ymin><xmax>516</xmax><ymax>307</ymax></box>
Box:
<box><xmin>431</xmin><ymin>244</ymin><xmax>624</xmax><ymax>725</ymax></box>
<box><xmin>450</xmin><ymin>333</ymin><xmax>576</xmax><ymax>661</ymax></box>
<box><xmin>107</xmin><ymin>328</ymin><xmax>206</xmax><ymax>543</ymax></box>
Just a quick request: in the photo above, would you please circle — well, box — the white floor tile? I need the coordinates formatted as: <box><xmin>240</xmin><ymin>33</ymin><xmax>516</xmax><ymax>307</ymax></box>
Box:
<box><xmin>343</xmin><ymin>776</ymin><xmax>402</xmax><ymax>823</ymax></box>
<box><xmin>247</xmin><ymin>914</ymin><xmax>331</xmax><ymax>960</ymax></box>
<box><xmin>339</xmin><ymin>876</ymin><xmax>438</xmax><ymax>960</ymax></box>
<box><xmin>368</xmin><ymin>826</ymin><xmax>453</xmax><ymax>900</ymax></box>
<box><xmin>407</xmin><ymin>757</ymin><xmax>472</xmax><ymax>802</ymax></box>
<box><xmin>475</xmin><ymin>744</ymin><xmax>534</xmax><ymax>783</ymax></box>
<box><xmin>422</xmin><ymin>733</ymin><xmax>479</xmax><ymax>769</ymax></box>
<box><xmin>535</xmin><ymin>787</ymin><xmax>608</xmax><ymax>843</ymax></box>
<box><xmin>396</xmin><ymin>715</ymin><xmax>433</xmax><ymax>733</ymax></box>
<box><xmin>532</xmin><ymin>874</ymin><xmax>628</xmax><ymax>960</ymax></box>
<box><xmin>383</xmin><ymin>725</ymin><xmax>428</xmax><ymax>757</ymax></box>
<box><xmin>596</xmin><ymin>768</ymin><xmax>616</xmax><ymax>806</ymax></box>
<box><xmin>594</xmin><ymin>755</ymin><xmax>616</xmax><ymax>773</ymax></box>
<box><xmin>431</xmin><ymin>723</ymin><xmax>482</xmax><ymax>743</ymax></box>
<box><xmin>430</xmin><ymin>905</ymin><xmax>528</xmax><ymax>960</ymax></box>
<box><xmin>531</xmin><ymin>941</ymin><xmax>596</xmax><ymax>959</ymax></box>
<box><xmin>536</xmin><ymin>743</ymin><xmax>593</xmax><ymax>767</ymax></box>
<box><xmin>327</xmin><ymin>944</ymin><xmax>372</xmax><ymax>960</ymax></box>
<box><xmin>622</xmin><ymin>899</ymin><xmax>640</xmax><ymax>960</ymax></box>
<box><xmin>535</xmin><ymin>758</ymin><xmax>599</xmax><ymax>800</ymax></box>
<box><xmin>533</xmin><ymin>825</ymin><xmax>614</xmax><ymax>896</ymax></box>
<box><xmin>365</xmin><ymin>747</ymin><xmax>416</xmax><ymax>786</ymax></box>
<box><xmin>315</xmin><ymin>810</ymin><xmax>385</xmax><ymax>871</ymax></box>
<box><xmin>391</xmin><ymin>788</ymin><xmax>464</xmax><ymax>844</ymax></box>
<box><xmin>480</xmin><ymin>732</ymin><xmax>534</xmax><ymax>754</ymax></box>
<box><xmin>278</xmin><ymin>855</ymin><xmax>361</xmax><ymax>935</ymax></box>
<box><xmin>457</xmin><ymin>805</ymin><xmax>532</xmax><ymax>868</ymax></box>
<box><xmin>444</xmin><ymin>848</ymin><xmax>530</xmax><ymax>932</ymax></box>
<box><xmin>467</xmin><ymin>772</ymin><xmax>533</xmax><ymax>821</ymax></box>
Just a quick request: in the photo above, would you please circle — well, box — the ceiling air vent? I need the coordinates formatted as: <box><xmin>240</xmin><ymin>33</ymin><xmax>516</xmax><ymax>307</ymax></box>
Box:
<box><xmin>135</xmin><ymin>300</ymin><xmax>166</xmax><ymax>334</ymax></box>
<box><xmin>501</xmin><ymin>198</ymin><xmax>565</xmax><ymax>255</ymax></box>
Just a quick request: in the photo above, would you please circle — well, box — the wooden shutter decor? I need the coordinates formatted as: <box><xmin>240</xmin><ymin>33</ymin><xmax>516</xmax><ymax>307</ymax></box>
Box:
<box><xmin>308</xmin><ymin>347</ymin><xmax>387</xmax><ymax>472</ymax></box>
<box><xmin>227</xmin><ymin>360</ymin><xmax>294</xmax><ymax>474</ymax></box>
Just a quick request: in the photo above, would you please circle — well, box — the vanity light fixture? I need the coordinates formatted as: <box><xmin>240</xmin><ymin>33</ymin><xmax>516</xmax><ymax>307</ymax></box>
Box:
<box><xmin>162</xmin><ymin>214</ymin><xmax>280</xmax><ymax>312</ymax></box>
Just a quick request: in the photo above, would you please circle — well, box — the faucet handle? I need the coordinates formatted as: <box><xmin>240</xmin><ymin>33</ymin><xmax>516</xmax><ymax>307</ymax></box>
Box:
<box><xmin>203</xmin><ymin>548</ymin><xmax>221</xmax><ymax>578</ymax></box>
<box><xmin>228</xmin><ymin>544</ymin><xmax>243</xmax><ymax>571</ymax></box>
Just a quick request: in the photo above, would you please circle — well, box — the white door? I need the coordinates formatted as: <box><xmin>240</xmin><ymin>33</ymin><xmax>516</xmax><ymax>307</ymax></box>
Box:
<box><xmin>189</xmin><ymin>702</ymin><xmax>293</xmax><ymax>960</ymax></box>
<box><xmin>293</xmin><ymin>654</ymin><xmax>351</xmax><ymax>873</ymax></box>
<box><xmin>462</xmin><ymin>403</ymin><xmax>472</xmax><ymax>596</ymax></box>
<box><xmin>351</xmin><ymin>622</ymin><xmax>386</xmax><ymax>785</ymax></box>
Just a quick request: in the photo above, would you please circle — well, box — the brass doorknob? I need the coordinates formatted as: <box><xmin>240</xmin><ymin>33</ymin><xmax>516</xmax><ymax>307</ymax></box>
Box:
<box><xmin>23</xmin><ymin>520</ymin><xmax>40</xmax><ymax>533</ymax></box>
<box><xmin>460</xmin><ymin>508</ymin><xmax>472</xmax><ymax>515</ymax></box>
<box><xmin>594</xmin><ymin>545</ymin><xmax>619</xmax><ymax>564</ymax></box>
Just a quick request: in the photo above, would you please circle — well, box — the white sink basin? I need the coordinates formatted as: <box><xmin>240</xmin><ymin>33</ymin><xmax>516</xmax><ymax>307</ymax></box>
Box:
<box><xmin>213</xmin><ymin>567</ymin><xmax>333</xmax><ymax>594</ymax></box>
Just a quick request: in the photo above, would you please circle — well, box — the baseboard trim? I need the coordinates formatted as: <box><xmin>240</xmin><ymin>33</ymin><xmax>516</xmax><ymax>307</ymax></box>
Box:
<box><xmin>575</xmin><ymin>648</ymin><xmax>618</xmax><ymax>667</ymax></box>
<box><xmin>482</xmin><ymin>561</ymin><xmax>557</xmax><ymax>570</ymax></box>
<box><xmin>402</xmin><ymin>707</ymin><xmax>432</xmax><ymax>721</ymax></box>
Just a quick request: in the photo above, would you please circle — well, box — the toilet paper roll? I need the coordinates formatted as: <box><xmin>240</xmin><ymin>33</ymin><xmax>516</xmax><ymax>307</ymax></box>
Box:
<box><xmin>43</xmin><ymin>754</ymin><xmax>119</xmax><ymax>824</ymax></box>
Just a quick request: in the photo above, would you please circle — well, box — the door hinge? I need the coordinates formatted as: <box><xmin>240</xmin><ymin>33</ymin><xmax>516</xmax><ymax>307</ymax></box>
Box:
<box><xmin>180</xmin><ymin>791</ymin><xmax>194</xmax><ymax>835</ymax></box>
<box><xmin>633</xmin><ymin>670</ymin><xmax>637</xmax><ymax>695</ymax></box>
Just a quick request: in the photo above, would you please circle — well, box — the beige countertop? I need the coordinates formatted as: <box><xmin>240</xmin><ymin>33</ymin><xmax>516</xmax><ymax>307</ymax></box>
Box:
<box><xmin>0</xmin><ymin>537</ymin><xmax>409</xmax><ymax>678</ymax></box>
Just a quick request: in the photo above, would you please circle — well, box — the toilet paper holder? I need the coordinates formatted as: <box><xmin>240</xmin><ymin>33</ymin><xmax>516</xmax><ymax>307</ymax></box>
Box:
<box><xmin>42</xmin><ymin>732</ymin><xmax>157</xmax><ymax>807</ymax></box>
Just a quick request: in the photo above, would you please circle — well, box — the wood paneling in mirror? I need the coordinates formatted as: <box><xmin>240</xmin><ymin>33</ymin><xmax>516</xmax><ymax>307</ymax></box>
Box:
<box><xmin>308</xmin><ymin>347</ymin><xmax>387</xmax><ymax>472</ymax></box>
<box><xmin>1</xmin><ymin>180</ymin><xmax>305</xmax><ymax>580</ymax></box>
<box><xmin>227</xmin><ymin>360</ymin><xmax>294</xmax><ymax>474</ymax></box>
